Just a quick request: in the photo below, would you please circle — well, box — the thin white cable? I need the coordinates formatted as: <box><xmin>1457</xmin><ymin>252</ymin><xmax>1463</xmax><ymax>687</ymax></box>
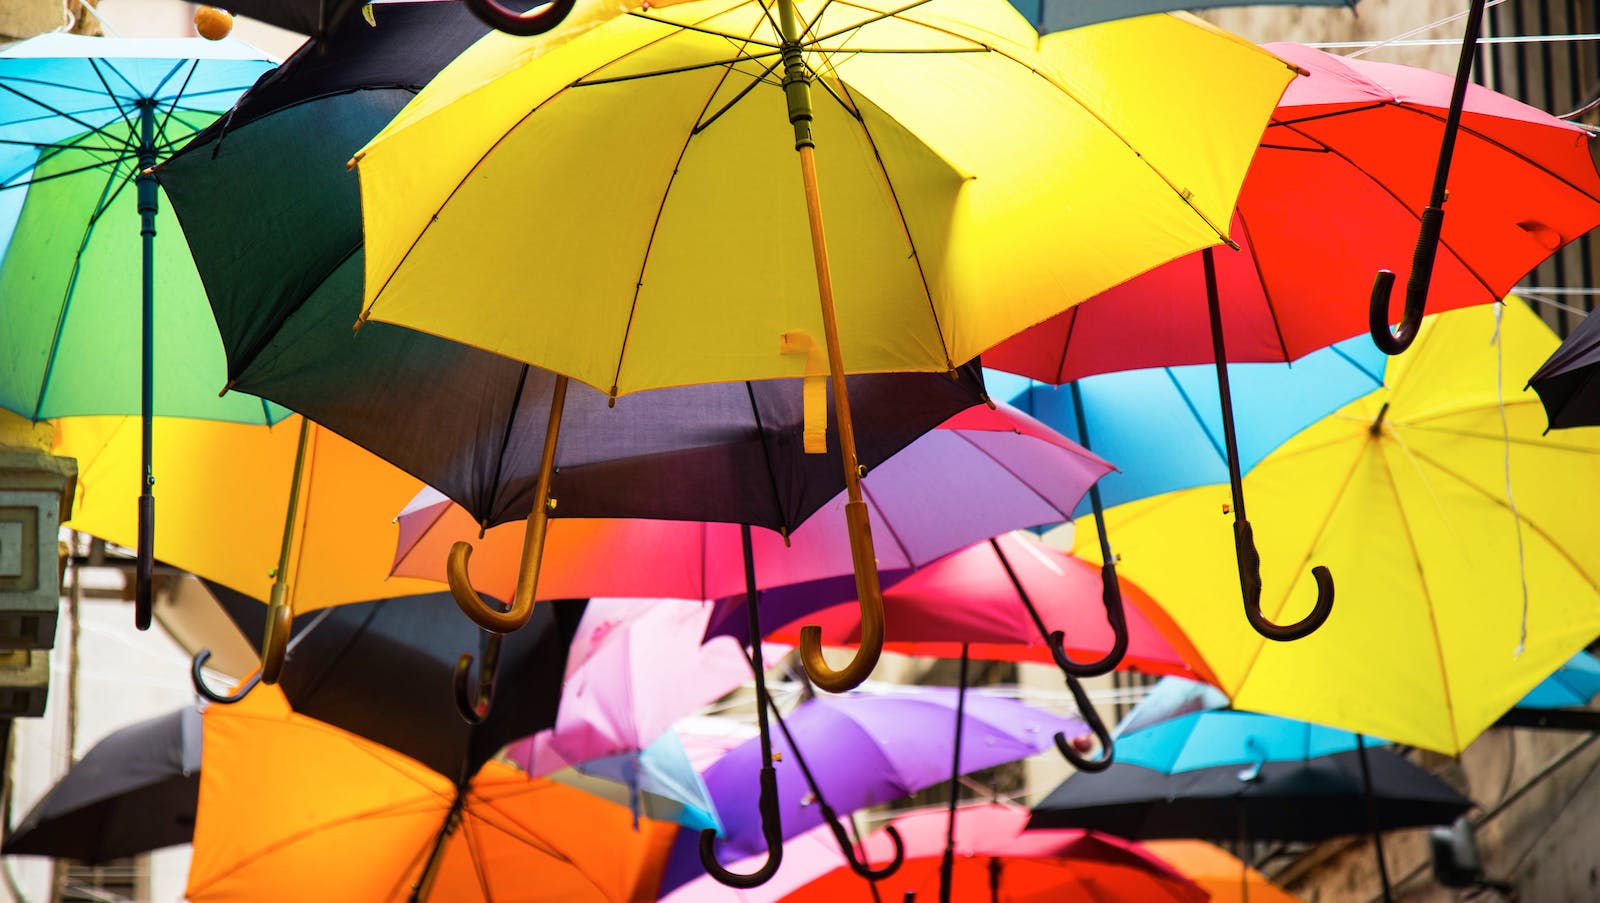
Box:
<box><xmin>71</xmin><ymin>0</ymin><xmax>122</xmax><ymax>38</ymax></box>
<box><xmin>1318</xmin><ymin>33</ymin><xmax>1600</xmax><ymax>52</ymax></box>
<box><xmin>1492</xmin><ymin>302</ymin><xmax>1531</xmax><ymax>656</ymax></box>
<box><xmin>1344</xmin><ymin>0</ymin><xmax>1513</xmax><ymax>59</ymax></box>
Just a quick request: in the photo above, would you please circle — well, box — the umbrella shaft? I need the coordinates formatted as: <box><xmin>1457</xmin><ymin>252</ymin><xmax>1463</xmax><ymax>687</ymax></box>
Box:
<box><xmin>1202</xmin><ymin>247</ymin><xmax>1248</xmax><ymax>520</ymax></box>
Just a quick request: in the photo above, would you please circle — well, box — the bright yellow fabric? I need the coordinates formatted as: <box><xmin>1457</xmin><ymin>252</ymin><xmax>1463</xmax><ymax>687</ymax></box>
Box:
<box><xmin>53</xmin><ymin>415</ymin><xmax>442</xmax><ymax>611</ymax></box>
<box><xmin>354</xmin><ymin>5</ymin><xmax>1295</xmax><ymax>395</ymax></box>
<box><xmin>1067</xmin><ymin>301</ymin><xmax>1600</xmax><ymax>754</ymax></box>
<box><xmin>187</xmin><ymin>687</ymin><xmax>676</xmax><ymax>902</ymax></box>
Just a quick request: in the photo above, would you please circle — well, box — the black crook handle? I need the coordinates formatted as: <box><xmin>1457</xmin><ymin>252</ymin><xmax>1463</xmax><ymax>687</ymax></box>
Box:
<box><xmin>1236</xmin><ymin>519</ymin><xmax>1333</xmax><ymax>642</ymax></box>
<box><xmin>1054</xmin><ymin>674</ymin><xmax>1114</xmax><ymax>773</ymax></box>
<box><xmin>1049</xmin><ymin>561</ymin><xmax>1129</xmax><ymax>678</ymax></box>
<box><xmin>191</xmin><ymin>649</ymin><xmax>260</xmax><ymax>704</ymax></box>
<box><xmin>464</xmin><ymin>0</ymin><xmax>578</xmax><ymax>35</ymax></box>
<box><xmin>819</xmin><ymin>805</ymin><xmax>903</xmax><ymax>880</ymax></box>
<box><xmin>452</xmin><ymin>631</ymin><xmax>504</xmax><ymax>724</ymax></box>
<box><xmin>699</xmin><ymin>764</ymin><xmax>784</xmax><ymax>888</ymax></box>
<box><xmin>1369</xmin><ymin>206</ymin><xmax>1444</xmax><ymax>355</ymax></box>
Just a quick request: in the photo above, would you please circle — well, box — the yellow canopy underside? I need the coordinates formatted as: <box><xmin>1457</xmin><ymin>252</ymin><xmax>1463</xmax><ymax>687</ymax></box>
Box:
<box><xmin>1069</xmin><ymin>301</ymin><xmax>1600</xmax><ymax>754</ymax></box>
<box><xmin>187</xmin><ymin>687</ymin><xmax>675</xmax><ymax>902</ymax></box>
<box><xmin>54</xmin><ymin>415</ymin><xmax>443</xmax><ymax>612</ymax></box>
<box><xmin>355</xmin><ymin>5</ymin><xmax>1295</xmax><ymax>394</ymax></box>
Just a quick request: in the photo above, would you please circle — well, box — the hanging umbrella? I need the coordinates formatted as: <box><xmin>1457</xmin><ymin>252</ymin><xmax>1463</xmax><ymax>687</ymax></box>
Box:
<box><xmin>199</xmin><ymin>581</ymin><xmax>583</xmax><ymax>780</ymax></box>
<box><xmin>779</xmin><ymin>805</ymin><xmax>1208</xmax><ymax>903</ymax></box>
<box><xmin>1138</xmin><ymin>840</ymin><xmax>1305</xmax><ymax>903</ymax></box>
<box><xmin>1067</xmin><ymin>301</ymin><xmax>1600</xmax><ymax>754</ymax></box>
<box><xmin>541</xmin><ymin>729</ymin><xmax>725</xmax><ymax>834</ymax></box>
<box><xmin>988</xmin><ymin>40</ymin><xmax>1600</xmax><ymax>645</ymax></box>
<box><xmin>185</xmin><ymin>685</ymin><xmax>677</xmax><ymax>903</ymax></box>
<box><xmin>2</xmin><ymin>706</ymin><xmax>201</xmax><ymax>865</ymax></box>
<box><xmin>503</xmin><ymin>597</ymin><xmax>759</xmax><ymax>776</ymax></box>
<box><xmin>1007</xmin><ymin>0</ymin><xmax>1354</xmax><ymax>35</ymax></box>
<box><xmin>1493</xmin><ymin>649</ymin><xmax>1600</xmax><ymax>731</ymax></box>
<box><xmin>349</xmin><ymin>6</ymin><xmax>1297</xmax><ymax>692</ymax></box>
<box><xmin>0</xmin><ymin>36</ymin><xmax>281</xmax><ymax>628</ymax></box>
<box><xmin>746</xmin><ymin>531</ymin><xmax>1212</xmax><ymax>683</ymax></box>
<box><xmin>54</xmin><ymin>414</ymin><xmax>442</xmax><ymax>681</ymax></box>
<box><xmin>1528</xmin><ymin>308</ymin><xmax>1600</xmax><ymax>430</ymax></box>
<box><xmin>1026</xmin><ymin>710</ymin><xmax>1472</xmax><ymax>843</ymax></box>
<box><xmin>1112</xmin><ymin>676</ymin><xmax>1230</xmax><ymax>738</ymax></box>
<box><xmin>1002</xmin><ymin>332</ymin><xmax>1386</xmax><ymax>513</ymax></box>
<box><xmin>657</xmin><ymin>687</ymin><xmax>1080</xmax><ymax>896</ymax></box>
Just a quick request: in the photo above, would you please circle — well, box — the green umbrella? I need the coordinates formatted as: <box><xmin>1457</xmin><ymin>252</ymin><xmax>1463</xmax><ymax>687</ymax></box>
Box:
<box><xmin>0</xmin><ymin>35</ymin><xmax>283</xmax><ymax>628</ymax></box>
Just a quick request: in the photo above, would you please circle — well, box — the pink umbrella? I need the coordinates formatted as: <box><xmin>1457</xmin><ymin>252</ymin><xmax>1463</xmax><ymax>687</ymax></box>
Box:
<box><xmin>501</xmin><ymin>597</ymin><xmax>766</xmax><ymax>775</ymax></box>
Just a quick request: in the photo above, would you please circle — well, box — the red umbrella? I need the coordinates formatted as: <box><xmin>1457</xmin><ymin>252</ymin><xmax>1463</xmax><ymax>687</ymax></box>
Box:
<box><xmin>776</xmin><ymin>805</ymin><xmax>1206</xmax><ymax>903</ymax></box>
<box><xmin>755</xmin><ymin>532</ymin><xmax>1214</xmax><ymax>684</ymax></box>
<box><xmin>985</xmin><ymin>42</ymin><xmax>1600</xmax><ymax>644</ymax></box>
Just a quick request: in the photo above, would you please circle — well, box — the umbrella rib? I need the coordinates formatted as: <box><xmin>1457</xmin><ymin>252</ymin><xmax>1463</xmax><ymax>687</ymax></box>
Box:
<box><xmin>483</xmin><ymin>365</ymin><xmax>531</xmax><ymax>525</ymax></box>
<box><xmin>30</xmin><ymin>157</ymin><xmax>135</xmax><ymax>421</ymax></box>
<box><xmin>1402</xmin><ymin>415</ymin><xmax>1598</xmax><ymax>453</ymax></box>
<box><xmin>0</xmin><ymin>154</ymin><xmax>132</xmax><ymax>193</ymax></box>
<box><xmin>837</xmin><ymin>77</ymin><xmax>950</xmax><ymax>363</ymax></box>
<box><xmin>462</xmin><ymin>813</ymin><xmax>496</xmax><ymax>901</ymax></box>
<box><xmin>1231</xmin><ymin>205</ymin><xmax>1295</xmax><ymax>365</ymax></box>
<box><xmin>857</xmin><ymin>475</ymin><xmax>915</xmax><ymax>567</ymax></box>
<box><xmin>1052</xmin><ymin>309</ymin><xmax>1082</xmax><ymax>385</ymax></box>
<box><xmin>745</xmin><ymin>381</ymin><xmax>797</xmax><ymax>535</ymax></box>
<box><xmin>607</xmin><ymin>19</ymin><xmax>771</xmax><ymax>397</ymax></box>
<box><xmin>1371</xmin><ymin>435</ymin><xmax>1461</xmax><ymax>753</ymax></box>
<box><xmin>948</xmin><ymin>428</ymin><xmax>1074</xmax><ymax>523</ymax></box>
<box><xmin>0</xmin><ymin>80</ymin><xmax>132</xmax><ymax>152</ymax></box>
<box><xmin>86</xmin><ymin>59</ymin><xmax>141</xmax><ymax>140</ymax></box>
<box><xmin>1399</xmin><ymin>437</ymin><xmax>1600</xmax><ymax>586</ymax></box>
<box><xmin>1161</xmin><ymin>367</ymin><xmax>1230</xmax><ymax>468</ymax></box>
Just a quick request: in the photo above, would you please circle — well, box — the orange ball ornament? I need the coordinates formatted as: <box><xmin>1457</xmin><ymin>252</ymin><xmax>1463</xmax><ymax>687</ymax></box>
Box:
<box><xmin>193</xmin><ymin>5</ymin><xmax>235</xmax><ymax>40</ymax></box>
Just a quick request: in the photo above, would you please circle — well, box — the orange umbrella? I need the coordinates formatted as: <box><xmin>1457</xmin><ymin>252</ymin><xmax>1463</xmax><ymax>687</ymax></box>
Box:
<box><xmin>186</xmin><ymin>686</ymin><xmax>676</xmax><ymax>902</ymax></box>
<box><xmin>1142</xmin><ymin>841</ymin><xmax>1304</xmax><ymax>903</ymax></box>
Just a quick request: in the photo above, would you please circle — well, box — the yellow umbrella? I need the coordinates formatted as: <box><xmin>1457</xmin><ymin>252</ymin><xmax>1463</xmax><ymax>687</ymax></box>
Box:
<box><xmin>1069</xmin><ymin>300</ymin><xmax>1600</xmax><ymax>754</ymax></box>
<box><xmin>55</xmin><ymin>415</ymin><xmax>444</xmax><ymax>679</ymax></box>
<box><xmin>351</xmin><ymin>6</ymin><xmax>1298</xmax><ymax>691</ymax></box>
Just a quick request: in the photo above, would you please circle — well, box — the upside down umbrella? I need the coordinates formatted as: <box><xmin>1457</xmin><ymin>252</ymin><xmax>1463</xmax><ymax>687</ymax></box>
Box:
<box><xmin>186</xmin><ymin>686</ymin><xmax>676</xmax><ymax>903</ymax></box>
<box><xmin>55</xmin><ymin>415</ymin><xmax>442</xmax><ymax>680</ymax></box>
<box><xmin>200</xmin><ymin>581</ymin><xmax>584</xmax><ymax>779</ymax></box>
<box><xmin>351</xmin><ymin>5</ymin><xmax>1297</xmax><ymax>691</ymax></box>
<box><xmin>989</xmin><ymin>41</ymin><xmax>1600</xmax><ymax>646</ymax></box>
<box><xmin>1067</xmin><ymin>301</ymin><xmax>1600</xmax><ymax>754</ymax></box>
<box><xmin>780</xmin><ymin>805</ymin><xmax>1208</xmax><ymax>903</ymax></box>
<box><xmin>2</xmin><ymin>706</ymin><xmax>200</xmax><ymax>865</ymax></box>
<box><xmin>0</xmin><ymin>35</ymin><xmax>279</xmax><ymax>628</ymax></box>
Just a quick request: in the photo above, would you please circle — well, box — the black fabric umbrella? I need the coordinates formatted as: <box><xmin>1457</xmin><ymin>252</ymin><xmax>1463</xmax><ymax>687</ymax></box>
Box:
<box><xmin>202</xmin><ymin>0</ymin><xmax>370</xmax><ymax>36</ymax></box>
<box><xmin>156</xmin><ymin>0</ymin><xmax>988</xmax><ymax>694</ymax></box>
<box><xmin>1027</xmin><ymin>748</ymin><xmax>1471</xmax><ymax>844</ymax></box>
<box><xmin>1528</xmin><ymin>308</ymin><xmax>1600</xmax><ymax>431</ymax></box>
<box><xmin>3</xmin><ymin>708</ymin><xmax>201</xmax><ymax>865</ymax></box>
<box><xmin>199</xmin><ymin>580</ymin><xmax>585</xmax><ymax>782</ymax></box>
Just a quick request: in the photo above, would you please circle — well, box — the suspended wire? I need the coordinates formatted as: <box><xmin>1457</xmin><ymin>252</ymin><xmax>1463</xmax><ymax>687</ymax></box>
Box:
<box><xmin>1338</xmin><ymin>0</ymin><xmax>1513</xmax><ymax>58</ymax></box>
<box><xmin>1490</xmin><ymin>302</ymin><xmax>1531</xmax><ymax>656</ymax></box>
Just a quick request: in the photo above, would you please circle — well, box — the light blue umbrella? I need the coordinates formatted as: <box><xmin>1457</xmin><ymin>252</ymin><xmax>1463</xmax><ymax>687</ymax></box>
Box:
<box><xmin>1007</xmin><ymin>0</ymin><xmax>1356</xmax><ymax>35</ymax></box>
<box><xmin>1117</xmin><ymin>709</ymin><xmax>1390</xmax><ymax>776</ymax></box>
<box><xmin>1517</xmin><ymin>651</ymin><xmax>1600</xmax><ymax>710</ymax></box>
<box><xmin>563</xmin><ymin>729</ymin><xmax>723</xmax><ymax>834</ymax></box>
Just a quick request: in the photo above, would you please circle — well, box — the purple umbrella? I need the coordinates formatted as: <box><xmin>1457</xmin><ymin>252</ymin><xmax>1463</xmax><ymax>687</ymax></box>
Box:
<box><xmin>691</xmin><ymin>688</ymin><xmax>1080</xmax><ymax>878</ymax></box>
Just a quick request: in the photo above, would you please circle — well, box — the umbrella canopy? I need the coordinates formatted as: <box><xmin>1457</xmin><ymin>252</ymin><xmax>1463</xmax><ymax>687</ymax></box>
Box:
<box><xmin>56</xmin><ymin>415</ymin><xmax>440</xmax><ymax>610</ymax></box>
<box><xmin>779</xmin><ymin>805</ymin><xmax>1207</xmax><ymax>903</ymax></box>
<box><xmin>1518</xmin><ymin>651</ymin><xmax>1600</xmax><ymax>710</ymax></box>
<box><xmin>1528</xmin><ymin>309</ymin><xmax>1600</xmax><ymax>431</ymax></box>
<box><xmin>1027</xmin><ymin>710</ymin><xmax>1471</xmax><ymax>843</ymax></box>
<box><xmin>702</xmin><ymin>689</ymin><xmax>1078</xmax><ymax>861</ymax></box>
<box><xmin>986</xmin><ymin>42</ymin><xmax>1600</xmax><ymax>383</ymax></box>
<box><xmin>1008</xmin><ymin>0</ymin><xmax>1353</xmax><ymax>34</ymax></box>
<box><xmin>1004</xmin><ymin>333</ymin><xmax>1386</xmax><ymax>513</ymax></box>
<box><xmin>546</xmin><ymin>730</ymin><xmax>725</xmax><ymax>834</ymax></box>
<box><xmin>1069</xmin><ymin>301</ymin><xmax>1600</xmax><ymax>753</ymax></box>
<box><xmin>1138</xmin><ymin>840</ymin><xmax>1304</xmax><ymax>903</ymax></box>
<box><xmin>205</xmin><ymin>581</ymin><xmax>584</xmax><ymax>781</ymax></box>
<box><xmin>501</xmin><ymin>597</ymin><xmax>755</xmax><ymax>774</ymax></box>
<box><xmin>743</xmin><ymin>532</ymin><xmax>1212</xmax><ymax>682</ymax></box>
<box><xmin>187</xmin><ymin>686</ymin><xmax>677</xmax><ymax>902</ymax></box>
<box><xmin>0</xmin><ymin>36</ymin><xmax>279</xmax><ymax>423</ymax></box>
<box><xmin>351</xmin><ymin>9</ymin><xmax>1290</xmax><ymax>394</ymax></box>
<box><xmin>2</xmin><ymin>707</ymin><xmax>200</xmax><ymax>865</ymax></box>
<box><xmin>393</xmin><ymin>404</ymin><xmax>1111</xmax><ymax>604</ymax></box>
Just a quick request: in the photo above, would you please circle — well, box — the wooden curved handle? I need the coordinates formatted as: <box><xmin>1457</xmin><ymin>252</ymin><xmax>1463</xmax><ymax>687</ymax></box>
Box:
<box><xmin>447</xmin><ymin>540</ymin><xmax>537</xmax><ymax>634</ymax></box>
<box><xmin>259</xmin><ymin>582</ymin><xmax>294</xmax><ymax>685</ymax></box>
<box><xmin>799</xmin><ymin>500</ymin><xmax>883</xmax><ymax>692</ymax></box>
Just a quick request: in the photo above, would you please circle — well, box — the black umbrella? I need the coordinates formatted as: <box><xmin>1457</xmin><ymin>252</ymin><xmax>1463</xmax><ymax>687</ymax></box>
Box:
<box><xmin>1528</xmin><ymin>308</ymin><xmax>1600</xmax><ymax>431</ymax></box>
<box><xmin>196</xmin><ymin>580</ymin><xmax>586</xmax><ymax>782</ymax></box>
<box><xmin>3</xmin><ymin>708</ymin><xmax>201</xmax><ymax>865</ymax></box>
<box><xmin>156</xmin><ymin>0</ymin><xmax>988</xmax><ymax>693</ymax></box>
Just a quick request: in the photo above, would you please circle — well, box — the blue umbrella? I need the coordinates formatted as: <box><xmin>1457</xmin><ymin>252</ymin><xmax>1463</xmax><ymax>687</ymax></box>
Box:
<box><xmin>0</xmin><ymin>36</ymin><xmax>280</xmax><ymax>628</ymax></box>
<box><xmin>1006</xmin><ymin>0</ymin><xmax>1355</xmax><ymax>35</ymax></box>
<box><xmin>561</xmin><ymin>730</ymin><xmax>723</xmax><ymax>834</ymax></box>
<box><xmin>1116</xmin><ymin>709</ymin><xmax>1389</xmax><ymax>775</ymax></box>
<box><xmin>1518</xmin><ymin>651</ymin><xmax>1600</xmax><ymax>709</ymax></box>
